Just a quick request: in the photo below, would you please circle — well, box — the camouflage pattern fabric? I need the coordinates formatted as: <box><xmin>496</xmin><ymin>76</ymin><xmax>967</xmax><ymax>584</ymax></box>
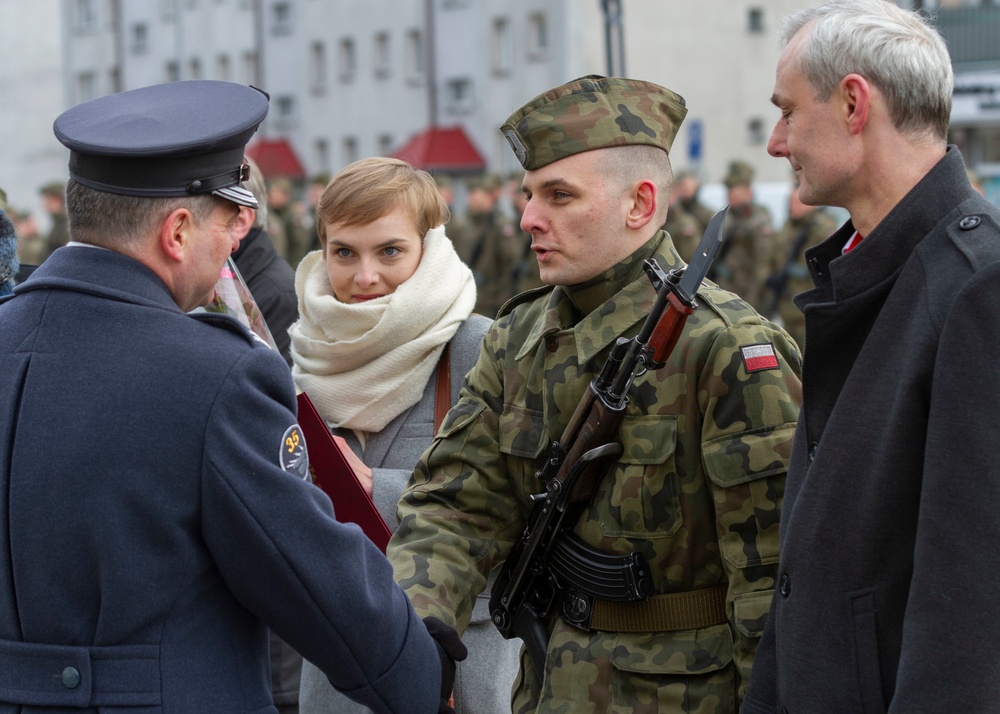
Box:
<box><xmin>501</xmin><ymin>75</ymin><xmax>687</xmax><ymax>170</ymax></box>
<box><xmin>713</xmin><ymin>203</ymin><xmax>774</xmax><ymax>312</ymax></box>
<box><xmin>680</xmin><ymin>196</ymin><xmax>716</xmax><ymax>235</ymax></box>
<box><xmin>388</xmin><ymin>231</ymin><xmax>802</xmax><ymax>713</ymax></box>
<box><xmin>451</xmin><ymin>207</ymin><xmax>523</xmax><ymax>318</ymax></box>
<box><xmin>662</xmin><ymin>204</ymin><xmax>703</xmax><ymax>263</ymax></box>
<box><xmin>764</xmin><ymin>208</ymin><xmax>840</xmax><ymax>350</ymax></box>
<box><xmin>44</xmin><ymin>211</ymin><xmax>69</xmax><ymax>259</ymax></box>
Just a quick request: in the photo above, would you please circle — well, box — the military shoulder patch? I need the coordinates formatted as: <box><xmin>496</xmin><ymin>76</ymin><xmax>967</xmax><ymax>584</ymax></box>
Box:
<box><xmin>741</xmin><ymin>343</ymin><xmax>780</xmax><ymax>373</ymax></box>
<box><xmin>279</xmin><ymin>423</ymin><xmax>309</xmax><ymax>479</ymax></box>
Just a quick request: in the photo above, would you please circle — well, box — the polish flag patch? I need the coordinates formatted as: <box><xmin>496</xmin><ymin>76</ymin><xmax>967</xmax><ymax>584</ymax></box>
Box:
<box><xmin>741</xmin><ymin>343</ymin><xmax>780</xmax><ymax>373</ymax></box>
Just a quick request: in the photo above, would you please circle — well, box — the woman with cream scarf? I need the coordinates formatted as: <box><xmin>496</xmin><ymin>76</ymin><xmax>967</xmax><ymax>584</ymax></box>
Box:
<box><xmin>292</xmin><ymin>158</ymin><xmax>520</xmax><ymax>714</ymax></box>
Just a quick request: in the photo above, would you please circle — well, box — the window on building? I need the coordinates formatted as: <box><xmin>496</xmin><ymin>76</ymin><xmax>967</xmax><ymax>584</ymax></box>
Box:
<box><xmin>310</xmin><ymin>42</ymin><xmax>327</xmax><ymax>91</ymax></box>
<box><xmin>406</xmin><ymin>29</ymin><xmax>424</xmax><ymax>83</ymax></box>
<box><xmin>343</xmin><ymin>137</ymin><xmax>359</xmax><ymax>165</ymax></box>
<box><xmin>73</xmin><ymin>0</ymin><xmax>97</xmax><ymax>33</ymax></box>
<box><xmin>190</xmin><ymin>58</ymin><xmax>202</xmax><ymax>80</ymax></box>
<box><xmin>748</xmin><ymin>117</ymin><xmax>767</xmax><ymax>145</ymax></box>
<box><xmin>161</xmin><ymin>0</ymin><xmax>176</xmax><ymax>22</ymax></box>
<box><xmin>275</xmin><ymin>95</ymin><xmax>297</xmax><ymax>127</ymax></box>
<box><xmin>527</xmin><ymin>13</ymin><xmax>549</xmax><ymax>60</ymax></box>
<box><xmin>378</xmin><ymin>134</ymin><xmax>394</xmax><ymax>155</ymax></box>
<box><xmin>442</xmin><ymin>0</ymin><xmax>470</xmax><ymax>8</ymax></box>
<box><xmin>492</xmin><ymin>17</ymin><xmax>513</xmax><ymax>75</ymax></box>
<box><xmin>271</xmin><ymin>1</ymin><xmax>293</xmax><ymax>34</ymax></box>
<box><xmin>445</xmin><ymin>77</ymin><xmax>474</xmax><ymax>114</ymax></box>
<box><xmin>217</xmin><ymin>54</ymin><xmax>231</xmax><ymax>80</ymax></box>
<box><xmin>76</xmin><ymin>72</ymin><xmax>97</xmax><ymax>104</ymax></box>
<box><xmin>166</xmin><ymin>61</ymin><xmax>180</xmax><ymax>83</ymax></box>
<box><xmin>109</xmin><ymin>66</ymin><xmax>122</xmax><ymax>94</ymax></box>
<box><xmin>131</xmin><ymin>23</ymin><xmax>149</xmax><ymax>54</ymax></box>
<box><xmin>748</xmin><ymin>7</ymin><xmax>765</xmax><ymax>34</ymax></box>
<box><xmin>242</xmin><ymin>51</ymin><xmax>259</xmax><ymax>85</ymax></box>
<box><xmin>374</xmin><ymin>32</ymin><xmax>391</xmax><ymax>78</ymax></box>
<box><xmin>339</xmin><ymin>38</ymin><xmax>357</xmax><ymax>81</ymax></box>
<box><xmin>315</xmin><ymin>138</ymin><xmax>330</xmax><ymax>174</ymax></box>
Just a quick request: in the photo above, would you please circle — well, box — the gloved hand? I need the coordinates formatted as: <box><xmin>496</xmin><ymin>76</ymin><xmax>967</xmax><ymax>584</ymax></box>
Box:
<box><xmin>423</xmin><ymin>616</ymin><xmax>468</xmax><ymax>714</ymax></box>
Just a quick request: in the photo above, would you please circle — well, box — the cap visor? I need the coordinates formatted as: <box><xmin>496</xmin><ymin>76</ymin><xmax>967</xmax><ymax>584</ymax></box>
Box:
<box><xmin>213</xmin><ymin>184</ymin><xmax>258</xmax><ymax>209</ymax></box>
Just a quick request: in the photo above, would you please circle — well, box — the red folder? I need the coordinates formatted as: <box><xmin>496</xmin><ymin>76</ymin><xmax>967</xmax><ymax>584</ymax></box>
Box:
<box><xmin>296</xmin><ymin>392</ymin><xmax>393</xmax><ymax>552</ymax></box>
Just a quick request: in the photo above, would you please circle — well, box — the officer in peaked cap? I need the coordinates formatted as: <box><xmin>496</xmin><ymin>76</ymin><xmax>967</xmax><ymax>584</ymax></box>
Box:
<box><xmin>388</xmin><ymin>74</ymin><xmax>801</xmax><ymax>713</ymax></box>
<box><xmin>54</xmin><ymin>80</ymin><xmax>264</xmax><ymax>209</ymax></box>
<box><xmin>0</xmin><ymin>80</ymin><xmax>464</xmax><ymax>714</ymax></box>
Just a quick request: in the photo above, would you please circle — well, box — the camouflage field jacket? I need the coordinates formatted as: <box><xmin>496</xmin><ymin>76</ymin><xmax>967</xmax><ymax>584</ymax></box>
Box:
<box><xmin>389</xmin><ymin>231</ymin><xmax>802</xmax><ymax>713</ymax></box>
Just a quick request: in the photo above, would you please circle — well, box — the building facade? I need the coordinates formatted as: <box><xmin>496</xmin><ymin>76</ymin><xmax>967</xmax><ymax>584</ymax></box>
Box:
<box><xmin>6</xmin><ymin>0</ymin><xmax>1000</xmax><ymax>227</ymax></box>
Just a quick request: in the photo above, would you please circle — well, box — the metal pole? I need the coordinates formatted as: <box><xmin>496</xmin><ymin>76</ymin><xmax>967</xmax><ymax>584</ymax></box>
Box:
<box><xmin>602</xmin><ymin>0</ymin><xmax>625</xmax><ymax>76</ymax></box>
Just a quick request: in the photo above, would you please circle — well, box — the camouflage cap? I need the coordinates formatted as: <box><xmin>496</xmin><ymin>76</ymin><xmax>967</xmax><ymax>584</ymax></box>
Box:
<box><xmin>467</xmin><ymin>173</ymin><xmax>502</xmax><ymax>192</ymax></box>
<box><xmin>39</xmin><ymin>181</ymin><xmax>66</xmax><ymax>198</ymax></box>
<box><xmin>724</xmin><ymin>160</ymin><xmax>755</xmax><ymax>188</ymax></box>
<box><xmin>500</xmin><ymin>75</ymin><xmax>687</xmax><ymax>171</ymax></box>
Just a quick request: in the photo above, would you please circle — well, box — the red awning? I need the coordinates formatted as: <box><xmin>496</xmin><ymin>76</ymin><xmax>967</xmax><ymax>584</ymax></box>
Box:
<box><xmin>246</xmin><ymin>138</ymin><xmax>306</xmax><ymax>180</ymax></box>
<box><xmin>390</xmin><ymin>126</ymin><xmax>486</xmax><ymax>174</ymax></box>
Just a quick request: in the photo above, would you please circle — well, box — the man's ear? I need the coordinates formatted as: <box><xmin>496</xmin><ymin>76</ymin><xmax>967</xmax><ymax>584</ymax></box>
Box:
<box><xmin>233</xmin><ymin>206</ymin><xmax>255</xmax><ymax>240</ymax></box>
<box><xmin>841</xmin><ymin>73</ymin><xmax>871</xmax><ymax>136</ymax></box>
<box><xmin>625</xmin><ymin>178</ymin><xmax>658</xmax><ymax>230</ymax></box>
<box><xmin>159</xmin><ymin>207</ymin><xmax>196</xmax><ymax>263</ymax></box>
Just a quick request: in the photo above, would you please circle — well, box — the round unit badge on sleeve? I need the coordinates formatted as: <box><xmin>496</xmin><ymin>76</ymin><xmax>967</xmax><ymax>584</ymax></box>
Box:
<box><xmin>279</xmin><ymin>424</ymin><xmax>309</xmax><ymax>479</ymax></box>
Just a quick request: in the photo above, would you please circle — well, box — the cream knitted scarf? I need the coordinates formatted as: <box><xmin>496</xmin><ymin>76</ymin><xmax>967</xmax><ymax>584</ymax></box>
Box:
<box><xmin>289</xmin><ymin>225</ymin><xmax>476</xmax><ymax>432</ymax></box>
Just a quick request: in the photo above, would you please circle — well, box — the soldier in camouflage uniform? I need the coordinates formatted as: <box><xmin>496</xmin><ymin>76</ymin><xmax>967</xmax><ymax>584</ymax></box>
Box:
<box><xmin>763</xmin><ymin>182</ymin><xmax>839</xmax><ymax>350</ymax></box>
<box><xmin>662</xmin><ymin>186</ymin><xmax>703</xmax><ymax>262</ymax></box>
<box><xmin>39</xmin><ymin>181</ymin><xmax>69</xmax><ymax>260</ymax></box>
<box><xmin>451</xmin><ymin>174</ymin><xmax>522</xmax><ymax>318</ymax></box>
<box><xmin>675</xmin><ymin>169</ymin><xmax>716</xmax><ymax>234</ymax></box>
<box><xmin>712</xmin><ymin>161</ymin><xmax>774</xmax><ymax>311</ymax></box>
<box><xmin>388</xmin><ymin>75</ymin><xmax>802</xmax><ymax>713</ymax></box>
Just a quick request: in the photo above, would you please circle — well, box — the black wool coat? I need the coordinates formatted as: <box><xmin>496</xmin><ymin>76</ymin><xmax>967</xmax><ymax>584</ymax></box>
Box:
<box><xmin>743</xmin><ymin>148</ymin><xmax>1000</xmax><ymax>713</ymax></box>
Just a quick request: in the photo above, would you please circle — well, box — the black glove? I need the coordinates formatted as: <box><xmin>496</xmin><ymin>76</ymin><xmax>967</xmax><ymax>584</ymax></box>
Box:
<box><xmin>423</xmin><ymin>616</ymin><xmax>468</xmax><ymax>714</ymax></box>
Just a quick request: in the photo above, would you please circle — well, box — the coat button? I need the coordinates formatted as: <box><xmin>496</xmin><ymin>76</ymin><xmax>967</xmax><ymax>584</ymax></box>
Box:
<box><xmin>959</xmin><ymin>215</ymin><xmax>981</xmax><ymax>230</ymax></box>
<box><xmin>545</xmin><ymin>335</ymin><xmax>559</xmax><ymax>352</ymax></box>
<box><xmin>61</xmin><ymin>666</ymin><xmax>81</xmax><ymax>689</ymax></box>
<box><xmin>807</xmin><ymin>441</ymin><xmax>819</xmax><ymax>464</ymax></box>
<box><xmin>779</xmin><ymin>573</ymin><xmax>791</xmax><ymax>597</ymax></box>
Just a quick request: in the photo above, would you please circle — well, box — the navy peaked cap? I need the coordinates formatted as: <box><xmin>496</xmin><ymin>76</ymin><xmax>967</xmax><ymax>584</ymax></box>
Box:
<box><xmin>53</xmin><ymin>80</ymin><xmax>269</xmax><ymax>208</ymax></box>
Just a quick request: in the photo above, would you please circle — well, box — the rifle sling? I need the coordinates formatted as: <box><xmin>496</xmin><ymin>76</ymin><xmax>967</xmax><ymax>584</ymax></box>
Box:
<box><xmin>562</xmin><ymin>583</ymin><xmax>728</xmax><ymax>633</ymax></box>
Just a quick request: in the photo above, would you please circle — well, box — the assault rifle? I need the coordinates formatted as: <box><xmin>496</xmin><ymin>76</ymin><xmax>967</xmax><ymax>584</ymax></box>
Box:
<box><xmin>489</xmin><ymin>207</ymin><xmax>729</xmax><ymax>677</ymax></box>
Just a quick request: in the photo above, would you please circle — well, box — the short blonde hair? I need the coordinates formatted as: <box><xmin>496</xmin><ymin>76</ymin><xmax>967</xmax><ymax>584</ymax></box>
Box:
<box><xmin>316</xmin><ymin>157</ymin><xmax>449</xmax><ymax>251</ymax></box>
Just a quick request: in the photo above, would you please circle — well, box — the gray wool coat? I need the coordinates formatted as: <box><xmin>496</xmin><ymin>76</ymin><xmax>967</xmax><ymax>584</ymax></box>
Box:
<box><xmin>299</xmin><ymin>314</ymin><xmax>521</xmax><ymax>714</ymax></box>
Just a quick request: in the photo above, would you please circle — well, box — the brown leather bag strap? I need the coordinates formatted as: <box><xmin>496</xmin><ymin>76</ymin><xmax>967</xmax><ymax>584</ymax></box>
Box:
<box><xmin>434</xmin><ymin>343</ymin><xmax>451</xmax><ymax>433</ymax></box>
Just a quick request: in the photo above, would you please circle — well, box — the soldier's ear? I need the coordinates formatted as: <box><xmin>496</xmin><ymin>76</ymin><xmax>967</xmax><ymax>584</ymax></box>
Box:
<box><xmin>625</xmin><ymin>179</ymin><xmax>658</xmax><ymax>231</ymax></box>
